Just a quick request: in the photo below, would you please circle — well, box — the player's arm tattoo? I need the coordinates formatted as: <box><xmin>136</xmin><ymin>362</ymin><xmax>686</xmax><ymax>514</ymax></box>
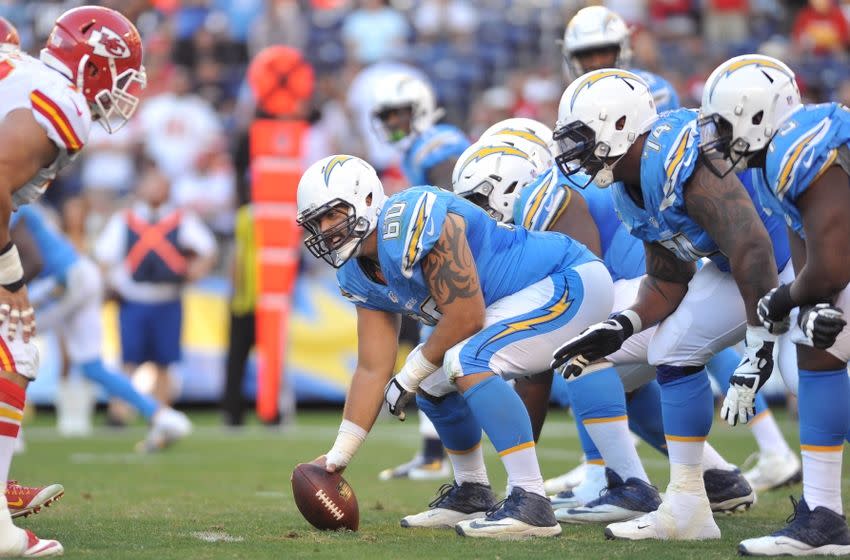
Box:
<box><xmin>422</xmin><ymin>212</ymin><xmax>481</xmax><ymax>305</ymax></box>
<box><xmin>630</xmin><ymin>242</ymin><xmax>693</xmax><ymax>327</ymax></box>
<box><xmin>685</xmin><ymin>164</ymin><xmax>778</xmax><ymax>323</ymax></box>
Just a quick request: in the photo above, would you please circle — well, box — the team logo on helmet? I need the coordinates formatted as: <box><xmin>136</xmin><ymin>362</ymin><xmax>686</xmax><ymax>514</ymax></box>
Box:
<box><xmin>570</xmin><ymin>69</ymin><xmax>642</xmax><ymax>109</ymax></box>
<box><xmin>323</xmin><ymin>155</ymin><xmax>354</xmax><ymax>185</ymax></box>
<box><xmin>457</xmin><ymin>145</ymin><xmax>529</xmax><ymax>178</ymax></box>
<box><xmin>706</xmin><ymin>57</ymin><xmax>795</xmax><ymax>102</ymax></box>
<box><xmin>88</xmin><ymin>27</ymin><xmax>130</xmax><ymax>59</ymax></box>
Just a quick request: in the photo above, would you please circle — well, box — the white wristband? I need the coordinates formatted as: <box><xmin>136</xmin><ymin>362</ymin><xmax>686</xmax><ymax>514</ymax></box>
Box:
<box><xmin>620</xmin><ymin>309</ymin><xmax>643</xmax><ymax>334</ymax></box>
<box><xmin>0</xmin><ymin>244</ymin><xmax>23</xmax><ymax>286</ymax></box>
<box><xmin>395</xmin><ymin>344</ymin><xmax>439</xmax><ymax>390</ymax></box>
<box><xmin>326</xmin><ymin>419</ymin><xmax>368</xmax><ymax>468</ymax></box>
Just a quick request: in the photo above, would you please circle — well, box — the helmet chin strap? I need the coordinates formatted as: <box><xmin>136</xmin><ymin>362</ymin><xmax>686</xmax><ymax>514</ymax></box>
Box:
<box><xmin>593</xmin><ymin>152</ymin><xmax>626</xmax><ymax>188</ymax></box>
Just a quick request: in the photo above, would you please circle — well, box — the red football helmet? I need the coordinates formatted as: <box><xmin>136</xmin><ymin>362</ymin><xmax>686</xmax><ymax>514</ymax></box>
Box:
<box><xmin>40</xmin><ymin>6</ymin><xmax>146</xmax><ymax>133</ymax></box>
<box><xmin>0</xmin><ymin>17</ymin><xmax>20</xmax><ymax>47</ymax></box>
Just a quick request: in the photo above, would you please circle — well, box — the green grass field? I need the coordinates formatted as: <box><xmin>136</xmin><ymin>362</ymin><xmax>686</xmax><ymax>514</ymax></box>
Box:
<box><xmin>11</xmin><ymin>408</ymin><xmax>847</xmax><ymax>559</ymax></box>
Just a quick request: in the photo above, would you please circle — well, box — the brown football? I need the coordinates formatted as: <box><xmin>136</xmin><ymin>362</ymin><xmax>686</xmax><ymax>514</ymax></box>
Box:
<box><xmin>291</xmin><ymin>463</ymin><xmax>359</xmax><ymax>531</ymax></box>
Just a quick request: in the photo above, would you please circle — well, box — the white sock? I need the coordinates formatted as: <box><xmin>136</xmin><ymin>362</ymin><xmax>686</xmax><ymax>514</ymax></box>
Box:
<box><xmin>570</xmin><ymin>462</ymin><xmax>607</xmax><ymax>504</ymax></box>
<box><xmin>446</xmin><ymin>443</ymin><xmax>489</xmax><ymax>486</ymax></box>
<box><xmin>701</xmin><ymin>441</ymin><xmax>735</xmax><ymax>472</ymax></box>
<box><xmin>585</xmin><ymin>417</ymin><xmax>649</xmax><ymax>482</ymax></box>
<box><xmin>501</xmin><ymin>445</ymin><xmax>545</xmax><ymax>497</ymax></box>
<box><xmin>749</xmin><ymin>411</ymin><xmax>792</xmax><ymax>456</ymax></box>
<box><xmin>802</xmin><ymin>447</ymin><xmax>844</xmax><ymax>514</ymax></box>
<box><xmin>668</xmin><ymin>462</ymin><xmax>708</xmax><ymax>497</ymax></box>
<box><xmin>418</xmin><ymin>410</ymin><xmax>439</xmax><ymax>439</ymax></box>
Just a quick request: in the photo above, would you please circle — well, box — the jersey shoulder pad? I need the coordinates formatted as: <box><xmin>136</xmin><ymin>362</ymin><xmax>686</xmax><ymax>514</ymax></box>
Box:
<box><xmin>633</xmin><ymin>69</ymin><xmax>680</xmax><ymax>112</ymax></box>
<box><xmin>516</xmin><ymin>168</ymin><xmax>572</xmax><ymax>231</ymax></box>
<box><xmin>644</xmin><ymin>109</ymin><xmax>699</xmax><ymax>211</ymax></box>
<box><xmin>766</xmin><ymin>104</ymin><xmax>844</xmax><ymax>202</ymax></box>
<box><xmin>336</xmin><ymin>261</ymin><xmax>382</xmax><ymax>310</ymax></box>
<box><xmin>410</xmin><ymin>124</ymin><xmax>470</xmax><ymax>171</ymax></box>
<box><xmin>29</xmin><ymin>86</ymin><xmax>90</xmax><ymax>155</ymax></box>
<box><xmin>380</xmin><ymin>187</ymin><xmax>448</xmax><ymax>278</ymax></box>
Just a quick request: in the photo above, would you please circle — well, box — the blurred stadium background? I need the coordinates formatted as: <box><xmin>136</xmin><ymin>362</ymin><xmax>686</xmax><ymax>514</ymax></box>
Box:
<box><xmin>6</xmin><ymin>0</ymin><xmax>849</xmax><ymax>421</ymax></box>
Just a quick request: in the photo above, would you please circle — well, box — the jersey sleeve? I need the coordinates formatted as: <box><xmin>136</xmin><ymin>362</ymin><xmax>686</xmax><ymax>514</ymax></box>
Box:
<box><xmin>770</xmin><ymin>113</ymin><xmax>837</xmax><ymax>205</ymax></box>
<box><xmin>516</xmin><ymin>169</ymin><xmax>573</xmax><ymax>232</ymax></box>
<box><xmin>30</xmin><ymin>88</ymin><xmax>89</xmax><ymax>155</ymax></box>
<box><xmin>411</xmin><ymin>126</ymin><xmax>470</xmax><ymax>177</ymax></box>
<box><xmin>383</xmin><ymin>188</ymin><xmax>448</xmax><ymax>279</ymax></box>
<box><xmin>657</xmin><ymin>118</ymin><xmax>699</xmax><ymax>213</ymax></box>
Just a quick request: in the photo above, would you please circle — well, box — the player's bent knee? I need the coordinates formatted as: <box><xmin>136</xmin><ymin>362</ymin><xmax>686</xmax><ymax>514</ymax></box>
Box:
<box><xmin>656</xmin><ymin>364</ymin><xmax>704</xmax><ymax>385</ymax></box>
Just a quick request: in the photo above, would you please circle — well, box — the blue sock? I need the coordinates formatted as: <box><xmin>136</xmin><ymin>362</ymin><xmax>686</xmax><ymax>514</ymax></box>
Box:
<box><xmin>798</xmin><ymin>368</ymin><xmax>850</xmax><ymax>448</ymax></box>
<box><xmin>462</xmin><ymin>376</ymin><xmax>534</xmax><ymax>454</ymax></box>
<box><xmin>416</xmin><ymin>393</ymin><xmax>482</xmax><ymax>453</ymax></box>
<box><xmin>626</xmin><ymin>381</ymin><xmax>667</xmax><ymax>455</ymax></box>
<box><xmin>567</xmin><ymin>367</ymin><xmax>626</xmax><ymax>464</ymax></box>
<box><xmin>706</xmin><ymin>346</ymin><xmax>769</xmax><ymax>414</ymax></box>
<box><xmin>80</xmin><ymin>359</ymin><xmax>159</xmax><ymax>420</ymax></box>
<box><xmin>658</xmin><ymin>365</ymin><xmax>713</xmax><ymax>444</ymax></box>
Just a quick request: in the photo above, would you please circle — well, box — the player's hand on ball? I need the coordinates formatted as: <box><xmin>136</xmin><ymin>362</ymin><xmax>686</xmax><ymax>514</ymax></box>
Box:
<box><xmin>551</xmin><ymin>313</ymin><xmax>636</xmax><ymax>377</ymax></box>
<box><xmin>0</xmin><ymin>285</ymin><xmax>35</xmax><ymax>342</ymax></box>
<box><xmin>383</xmin><ymin>376</ymin><xmax>416</xmax><ymax>421</ymax></box>
<box><xmin>314</xmin><ymin>454</ymin><xmax>346</xmax><ymax>474</ymax></box>
<box><xmin>721</xmin><ymin>326</ymin><xmax>776</xmax><ymax>426</ymax></box>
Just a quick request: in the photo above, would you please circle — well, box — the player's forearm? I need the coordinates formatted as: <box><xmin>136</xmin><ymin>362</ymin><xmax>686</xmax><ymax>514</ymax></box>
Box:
<box><xmin>729</xmin><ymin>243</ymin><xmax>779</xmax><ymax>325</ymax></box>
<box><xmin>628</xmin><ymin>275</ymin><xmax>688</xmax><ymax>330</ymax></box>
<box><xmin>342</xmin><ymin>366</ymin><xmax>393</xmax><ymax>433</ymax></box>
<box><xmin>790</xmin><ymin>254</ymin><xmax>850</xmax><ymax>306</ymax></box>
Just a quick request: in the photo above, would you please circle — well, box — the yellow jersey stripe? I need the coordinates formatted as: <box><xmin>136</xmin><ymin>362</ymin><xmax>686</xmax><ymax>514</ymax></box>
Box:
<box><xmin>665</xmin><ymin>434</ymin><xmax>706</xmax><ymax>443</ymax></box>
<box><xmin>30</xmin><ymin>91</ymin><xmax>83</xmax><ymax>151</ymax></box>
<box><xmin>583</xmin><ymin>415</ymin><xmax>628</xmax><ymax>425</ymax></box>
<box><xmin>405</xmin><ymin>199</ymin><xmax>428</xmax><ymax>268</ymax></box>
<box><xmin>665</xmin><ymin>129</ymin><xmax>690</xmax><ymax>179</ymax></box>
<box><xmin>801</xmin><ymin>444</ymin><xmax>844</xmax><ymax>453</ymax></box>
<box><xmin>485</xmin><ymin>284</ymin><xmax>572</xmax><ymax>345</ymax></box>
<box><xmin>0</xmin><ymin>408</ymin><xmax>22</xmax><ymax>423</ymax></box>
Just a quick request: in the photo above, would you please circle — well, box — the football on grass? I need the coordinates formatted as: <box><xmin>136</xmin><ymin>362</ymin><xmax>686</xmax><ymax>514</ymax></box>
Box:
<box><xmin>291</xmin><ymin>463</ymin><xmax>359</xmax><ymax>531</ymax></box>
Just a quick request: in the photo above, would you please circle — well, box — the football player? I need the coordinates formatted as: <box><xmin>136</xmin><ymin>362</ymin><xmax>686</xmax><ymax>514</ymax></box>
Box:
<box><xmin>552</xmin><ymin>4</ymin><xmax>798</xmax><ymax>495</ymax></box>
<box><xmin>0</xmin><ymin>5</ymin><xmax>145</xmax><ymax>556</ymax></box>
<box><xmin>371</xmin><ymin>72</ymin><xmax>470</xmax><ymax>481</ymax></box>
<box><xmin>699</xmin><ymin>54</ymin><xmax>850</xmax><ymax>556</ymax></box>
<box><xmin>299</xmin><ymin>154</ymin><xmax>615</xmax><ymax>538</ymax></box>
<box><xmin>550</xmin><ymin>69</ymin><xmax>793</xmax><ymax>541</ymax></box>
<box><xmin>454</xmin><ymin>135</ymin><xmax>754</xmax><ymax>524</ymax></box>
<box><xmin>12</xmin><ymin>204</ymin><xmax>192</xmax><ymax>450</ymax></box>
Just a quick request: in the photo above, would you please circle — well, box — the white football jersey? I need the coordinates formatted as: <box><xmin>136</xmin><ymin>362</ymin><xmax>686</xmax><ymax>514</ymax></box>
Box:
<box><xmin>0</xmin><ymin>51</ymin><xmax>92</xmax><ymax>207</ymax></box>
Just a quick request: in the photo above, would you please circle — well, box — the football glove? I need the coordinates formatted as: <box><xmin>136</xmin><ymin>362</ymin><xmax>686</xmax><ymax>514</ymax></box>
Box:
<box><xmin>551</xmin><ymin>311</ymin><xmax>639</xmax><ymax>378</ymax></box>
<box><xmin>721</xmin><ymin>325</ymin><xmax>777</xmax><ymax>426</ymax></box>
<box><xmin>798</xmin><ymin>303</ymin><xmax>846</xmax><ymax>350</ymax></box>
<box><xmin>757</xmin><ymin>285</ymin><xmax>793</xmax><ymax>335</ymax></box>
<box><xmin>383</xmin><ymin>345</ymin><xmax>438</xmax><ymax>421</ymax></box>
<box><xmin>383</xmin><ymin>377</ymin><xmax>416</xmax><ymax>421</ymax></box>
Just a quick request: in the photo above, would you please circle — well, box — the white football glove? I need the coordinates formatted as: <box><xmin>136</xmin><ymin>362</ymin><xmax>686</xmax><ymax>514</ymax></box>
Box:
<box><xmin>383</xmin><ymin>345</ymin><xmax>438</xmax><ymax>421</ymax></box>
<box><xmin>721</xmin><ymin>325</ymin><xmax>778</xmax><ymax>426</ymax></box>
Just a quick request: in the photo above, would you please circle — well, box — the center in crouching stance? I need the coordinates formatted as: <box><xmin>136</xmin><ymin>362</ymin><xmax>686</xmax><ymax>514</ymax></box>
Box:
<box><xmin>297</xmin><ymin>155</ymin><xmax>614</xmax><ymax>539</ymax></box>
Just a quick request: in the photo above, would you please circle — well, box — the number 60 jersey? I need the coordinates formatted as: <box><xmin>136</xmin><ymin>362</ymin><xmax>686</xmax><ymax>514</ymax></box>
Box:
<box><xmin>336</xmin><ymin>186</ymin><xmax>597</xmax><ymax>325</ymax></box>
<box><xmin>0</xmin><ymin>50</ymin><xmax>91</xmax><ymax>207</ymax></box>
<box><xmin>610</xmin><ymin>108</ymin><xmax>790</xmax><ymax>272</ymax></box>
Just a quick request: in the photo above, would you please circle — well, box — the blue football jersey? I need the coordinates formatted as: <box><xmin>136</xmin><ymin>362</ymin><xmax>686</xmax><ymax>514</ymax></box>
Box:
<box><xmin>633</xmin><ymin>69</ymin><xmax>680</xmax><ymax>113</ymax></box>
<box><xmin>337</xmin><ymin>187</ymin><xmax>596</xmax><ymax>324</ymax></box>
<box><xmin>612</xmin><ymin>108</ymin><xmax>789</xmax><ymax>272</ymax></box>
<box><xmin>515</xmin><ymin>167</ymin><xmax>645</xmax><ymax>281</ymax></box>
<box><xmin>761</xmin><ymin>103</ymin><xmax>850</xmax><ymax>238</ymax></box>
<box><xmin>10</xmin><ymin>205</ymin><xmax>79</xmax><ymax>281</ymax></box>
<box><xmin>402</xmin><ymin>124</ymin><xmax>469</xmax><ymax>187</ymax></box>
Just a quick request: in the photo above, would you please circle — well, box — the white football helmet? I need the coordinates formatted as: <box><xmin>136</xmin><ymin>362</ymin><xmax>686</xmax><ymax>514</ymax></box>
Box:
<box><xmin>296</xmin><ymin>155</ymin><xmax>387</xmax><ymax>268</ymax></box>
<box><xmin>553</xmin><ymin>69</ymin><xmax>656</xmax><ymax>187</ymax></box>
<box><xmin>452</xmin><ymin>135</ymin><xmax>545</xmax><ymax>223</ymax></box>
<box><xmin>371</xmin><ymin>72</ymin><xmax>444</xmax><ymax>146</ymax></box>
<box><xmin>699</xmin><ymin>55</ymin><xmax>801</xmax><ymax>177</ymax></box>
<box><xmin>480</xmin><ymin>118</ymin><xmax>555</xmax><ymax>170</ymax></box>
<box><xmin>562</xmin><ymin>6</ymin><xmax>632</xmax><ymax>79</ymax></box>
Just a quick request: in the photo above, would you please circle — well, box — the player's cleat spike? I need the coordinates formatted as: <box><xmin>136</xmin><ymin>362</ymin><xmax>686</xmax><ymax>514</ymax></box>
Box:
<box><xmin>556</xmin><ymin>468</ymin><xmax>661</xmax><ymax>524</ymax></box>
<box><xmin>136</xmin><ymin>408</ymin><xmax>192</xmax><ymax>453</ymax></box>
<box><xmin>742</xmin><ymin>451</ymin><xmax>802</xmax><ymax>493</ymax></box>
<box><xmin>15</xmin><ymin>530</ymin><xmax>63</xmax><ymax>558</ymax></box>
<box><xmin>379</xmin><ymin>454</ymin><xmax>450</xmax><ymax>481</ymax></box>
<box><xmin>549</xmin><ymin>463</ymin><xmax>606</xmax><ymax>510</ymax></box>
<box><xmin>604</xmin><ymin>490</ymin><xmax>720</xmax><ymax>541</ymax></box>
<box><xmin>704</xmin><ymin>468</ymin><xmax>756</xmax><ymax>514</ymax></box>
<box><xmin>543</xmin><ymin>459</ymin><xmax>586</xmax><ymax>494</ymax></box>
<box><xmin>7</xmin><ymin>482</ymin><xmax>64</xmax><ymax>520</ymax></box>
<box><xmin>401</xmin><ymin>482</ymin><xmax>495</xmax><ymax>529</ymax></box>
<box><xmin>739</xmin><ymin>496</ymin><xmax>850</xmax><ymax>556</ymax></box>
<box><xmin>455</xmin><ymin>487</ymin><xmax>561</xmax><ymax>539</ymax></box>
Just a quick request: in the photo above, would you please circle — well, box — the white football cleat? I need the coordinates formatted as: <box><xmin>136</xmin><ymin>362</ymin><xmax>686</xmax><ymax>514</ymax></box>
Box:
<box><xmin>543</xmin><ymin>459</ymin><xmax>586</xmax><ymax>494</ymax></box>
<box><xmin>743</xmin><ymin>451</ymin><xmax>802</xmax><ymax>493</ymax></box>
<box><xmin>379</xmin><ymin>454</ymin><xmax>451</xmax><ymax>481</ymax></box>
<box><xmin>604</xmin><ymin>491</ymin><xmax>720</xmax><ymax>541</ymax></box>
<box><xmin>456</xmin><ymin>488</ymin><xmax>561</xmax><ymax>540</ymax></box>
<box><xmin>401</xmin><ymin>482</ymin><xmax>495</xmax><ymax>529</ymax></box>
<box><xmin>0</xmin><ymin>529</ymin><xmax>63</xmax><ymax>558</ymax></box>
<box><xmin>137</xmin><ymin>408</ymin><xmax>192</xmax><ymax>453</ymax></box>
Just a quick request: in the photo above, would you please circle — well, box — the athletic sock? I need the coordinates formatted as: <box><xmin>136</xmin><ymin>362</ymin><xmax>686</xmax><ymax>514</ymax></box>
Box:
<box><xmin>626</xmin><ymin>381</ymin><xmax>667</xmax><ymax>455</ymax></box>
<box><xmin>0</xmin><ymin>379</ymin><xmax>26</xmax><ymax>553</ymax></box>
<box><xmin>748</xmin><ymin>410</ymin><xmax>793</xmax><ymax>457</ymax></box>
<box><xmin>416</xmin><ymin>393</ymin><xmax>487</xmax><ymax>485</ymax></box>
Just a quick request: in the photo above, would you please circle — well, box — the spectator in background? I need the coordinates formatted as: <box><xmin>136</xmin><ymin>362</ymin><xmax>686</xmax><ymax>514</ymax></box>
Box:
<box><xmin>792</xmin><ymin>0</ymin><xmax>850</xmax><ymax>55</ymax></box>
<box><xmin>341</xmin><ymin>0</ymin><xmax>410</xmax><ymax>65</ymax></box>
<box><xmin>94</xmin><ymin>162</ymin><xmax>217</xmax><ymax>414</ymax></box>
<box><xmin>467</xmin><ymin>86</ymin><xmax>515</xmax><ymax>138</ymax></box>
<box><xmin>250</xmin><ymin>0</ymin><xmax>307</xmax><ymax>56</ymax></box>
<box><xmin>171</xmin><ymin>140</ymin><xmax>236</xmax><ymax>236</ymax></box>
<box><xmin>703</xmin><ymin>0</ymin><xmax>749</xmax><ymax>46</ymax></box>
<box><xmin>412</xmin><ymin>0</ymin><xmax>479</xmax><ymax>44</ymax></box>
<box><xmin>138</xmin><ymin>66</ymin><xmax>224</xmax><ymax>183</ymax></box>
